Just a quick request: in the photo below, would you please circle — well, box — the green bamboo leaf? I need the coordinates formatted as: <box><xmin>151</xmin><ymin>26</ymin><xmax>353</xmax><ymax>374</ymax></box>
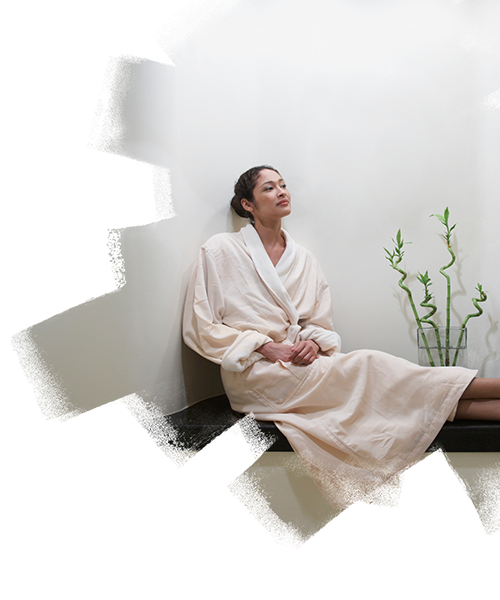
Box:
<box><xmin>431</xmin><ymin>213</ymin><xmax>445</xmax><ymax>224</ymax></box>
<box><xmin>476</xmin><ymin>283</ymin><xmax>487</xmax><ymax>301</ymax></box>
<box><xmin>417</xmin><ymin>270</ymin><xmax>431</xmax><ymax>286</ymax></box>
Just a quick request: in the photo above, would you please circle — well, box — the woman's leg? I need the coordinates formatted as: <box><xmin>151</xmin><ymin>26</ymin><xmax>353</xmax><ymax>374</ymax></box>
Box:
<box><xmin>460</xmin><ymin>378</ymin><xmax>500</xmax><ymax>399</ymax></box>
<box><xmin>456</xmin><ymin>378</ymin><xmax>500</xmax><ymax>420</ymax></box>
<box><xmin>456</xmin><ymin>399</ymin><xmax>500</xmax><ymax>420</ymax></box>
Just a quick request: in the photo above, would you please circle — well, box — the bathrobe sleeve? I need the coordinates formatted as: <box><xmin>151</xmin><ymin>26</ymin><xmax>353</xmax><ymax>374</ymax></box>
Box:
<box><xmin>183</xmin><ymin>247</ymin><xmax>273</xmax><ymax>373</ymax></box>
<box><xmin>298</xmin><ymin>262</ymin><xmax>341</xmax><ymax>355</ymax></box>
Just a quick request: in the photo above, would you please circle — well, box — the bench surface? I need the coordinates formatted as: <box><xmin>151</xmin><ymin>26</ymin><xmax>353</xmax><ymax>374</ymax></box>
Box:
<box><xmin>165</xmin><ymin>394</ymin><xmax>500</xmax><ymax>453</ymax></box>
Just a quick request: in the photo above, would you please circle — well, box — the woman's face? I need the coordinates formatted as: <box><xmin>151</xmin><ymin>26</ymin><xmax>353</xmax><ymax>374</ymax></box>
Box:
<box><xmin>243</xmin><ymin>169</ymin><xmax>291</xmax><ymax>224</ymax></box>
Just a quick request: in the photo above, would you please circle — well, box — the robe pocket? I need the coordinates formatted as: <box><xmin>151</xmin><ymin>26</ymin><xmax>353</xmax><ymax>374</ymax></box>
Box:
<box><xmin>278</xmin><ymin>360</ymin><xmax>312</xmax><ymax>380</ymax></box>
<box><xmin>239</xmin><ymin>359</ymin><xmax>310</xmax><ymax>406</ymax></box>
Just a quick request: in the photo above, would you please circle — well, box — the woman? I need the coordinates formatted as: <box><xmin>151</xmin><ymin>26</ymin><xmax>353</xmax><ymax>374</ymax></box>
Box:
<box><xmin>183</xmin><ymin>165</ymin><xmax>500</xmax><ymax>510</ymax></box>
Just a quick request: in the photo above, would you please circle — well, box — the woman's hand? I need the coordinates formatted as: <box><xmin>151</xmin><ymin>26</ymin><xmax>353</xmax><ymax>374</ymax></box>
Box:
<box><xmin>256</xmin><ymin>340</ymin><xmax>319</xmax><ymax>365</ymax></box>
<box><xmin>256</xmin><ymin>342</ymin><xmax>293</xmax><ymax>363</ymax></box>
<box><xmin>289</xmin><ymin>340</ymin><xmax>319</xmax><ymax>365</ymax></box>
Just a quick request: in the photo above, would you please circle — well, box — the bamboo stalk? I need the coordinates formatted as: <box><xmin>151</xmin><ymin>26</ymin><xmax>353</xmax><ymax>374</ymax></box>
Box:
<box><xmin>452</xmin><ymin>284</ymin><xmax>487</xmax><ymax>366</ymax></box>
<box><xmin>385</xmin><ymin>231</ymin><xmax>435</xmax><ymax>366</ymax></box>
<box><xmin>417</xmin><ymin>271</ymin><xmax>444</xmax><ymax>366</ymax></box>
<box><xmin>431</xmin><ymin>208</ymin><xmax>456</xmax><ymax>366</ymax></box>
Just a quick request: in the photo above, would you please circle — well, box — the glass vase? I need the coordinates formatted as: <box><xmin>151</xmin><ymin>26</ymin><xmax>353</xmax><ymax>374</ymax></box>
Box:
<box><xmin>417</xmin><ymin>326</ymin><xmax>467</xmax><ymax>368</ymax></box>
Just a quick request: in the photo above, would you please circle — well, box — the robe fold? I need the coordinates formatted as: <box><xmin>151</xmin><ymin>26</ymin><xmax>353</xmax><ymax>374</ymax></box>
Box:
<box><xmin>183</xmin><ymin>224</ymin><xmax>476</xmax><ymax>510</ymax></box>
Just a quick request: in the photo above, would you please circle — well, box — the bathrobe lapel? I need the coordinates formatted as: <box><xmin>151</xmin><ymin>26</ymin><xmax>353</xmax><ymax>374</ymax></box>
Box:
<box><xmin>240</xmin><ymin>224</ymin><xmax>299</xmax><ymax>326</ymax></box>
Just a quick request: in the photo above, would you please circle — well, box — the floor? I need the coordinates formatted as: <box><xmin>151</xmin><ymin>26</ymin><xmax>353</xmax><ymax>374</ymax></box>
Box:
<box><xmin>231</xmin><ymin>451</ymin><xmax>500</xmax><ymax>542</ymax></box>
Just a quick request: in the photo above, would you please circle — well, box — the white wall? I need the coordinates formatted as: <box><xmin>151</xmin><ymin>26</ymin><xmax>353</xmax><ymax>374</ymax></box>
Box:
<box><xmin>12</xmin><ymin>0</ymin><xmax>500</xmax><ymax>418</ymax></box>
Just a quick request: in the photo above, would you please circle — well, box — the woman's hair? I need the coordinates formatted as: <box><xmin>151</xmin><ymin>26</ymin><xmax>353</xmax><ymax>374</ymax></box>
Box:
<box><xmin>230</xmin><ymin>165</ymin><xmax>281</xmax><ymax>221</ymax></box>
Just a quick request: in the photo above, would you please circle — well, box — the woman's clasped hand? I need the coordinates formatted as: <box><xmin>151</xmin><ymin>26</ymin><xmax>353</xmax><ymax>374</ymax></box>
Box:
<box><xmin>257</xmin><ymin>339</ymin><xmax>319</xmax><ymax>366</ymax></box>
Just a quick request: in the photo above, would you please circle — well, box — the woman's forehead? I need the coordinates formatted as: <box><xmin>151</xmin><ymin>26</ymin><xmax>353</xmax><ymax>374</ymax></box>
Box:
<box><xmin>256</xmin><ymin>169</ymin><xmax>282</xmax><ymax>185</ymax></box>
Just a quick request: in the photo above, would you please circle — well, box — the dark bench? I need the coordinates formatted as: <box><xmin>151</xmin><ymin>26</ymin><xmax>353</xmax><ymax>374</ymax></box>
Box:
<box><xmin>165</xmin><ymin>394</ymin><xmax>500</xmax><ymax>453</ymax></box>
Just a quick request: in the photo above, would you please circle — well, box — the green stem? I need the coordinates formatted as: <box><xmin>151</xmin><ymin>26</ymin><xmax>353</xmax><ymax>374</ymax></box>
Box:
<box><xmin>420</xmin><ymin>315</ymin><xmax>444</xmax><ymax>366</ymax></box>
<box><xmin>385</xmin><ymin>231</ymin><xmax>435</xmax><ymax>366</ymax></box>
<box><xmin>418</xmin><ymin>272</ymin><xmax>443</xmax><ymax>365</ymax></box>
<box><xmin>393</xmin><ymin>266</ymin><xmax>435</xmax><ymax>366</ymax></box>
<box><xmin>433</xmin><ymin>209</ymin><xmax>456</xmax><ymax>366</ymax></box>
<box><xmin>439</xmin><ymin>255</ymin><xmax>454</xmax><ymax>365</ymax></box>
<box><xmin>452</xmin><ymin>286</ymin><xmax>487</xmax><ymax>366</ymax></box>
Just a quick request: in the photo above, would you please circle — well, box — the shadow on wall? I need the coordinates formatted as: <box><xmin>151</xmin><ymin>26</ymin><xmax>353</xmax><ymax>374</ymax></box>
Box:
<box><xmin>181</xmin><ymin>343</ymin><xmax>224</xmax><ymax>405</ymax></box>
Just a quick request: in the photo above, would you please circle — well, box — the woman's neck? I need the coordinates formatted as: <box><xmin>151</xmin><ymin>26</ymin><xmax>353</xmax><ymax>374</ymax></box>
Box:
<box><xmin>253</xmin><ymin>219</ymin><xmax>285</xmax><ymax>266</ymax></box>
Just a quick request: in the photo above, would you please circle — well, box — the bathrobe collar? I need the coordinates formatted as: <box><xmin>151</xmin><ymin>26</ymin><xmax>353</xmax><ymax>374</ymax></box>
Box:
<box><xmin>240</xmin><ymin>224</ymin><xmax>299</xmax><ymax>325</ymax></box>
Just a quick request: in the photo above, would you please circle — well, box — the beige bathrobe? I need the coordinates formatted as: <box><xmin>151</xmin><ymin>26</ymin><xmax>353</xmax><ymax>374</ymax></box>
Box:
<box><xmin>183</xmin><ymin>224</ymin><xmax>476</xmax><ymax>510</ymax></box>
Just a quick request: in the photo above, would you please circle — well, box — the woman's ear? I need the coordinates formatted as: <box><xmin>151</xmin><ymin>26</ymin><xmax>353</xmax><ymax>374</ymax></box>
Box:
<box><xmin>240</xmin><ymin>198</ymin><xmax>253</xmax><ymax>214</ymax></box>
